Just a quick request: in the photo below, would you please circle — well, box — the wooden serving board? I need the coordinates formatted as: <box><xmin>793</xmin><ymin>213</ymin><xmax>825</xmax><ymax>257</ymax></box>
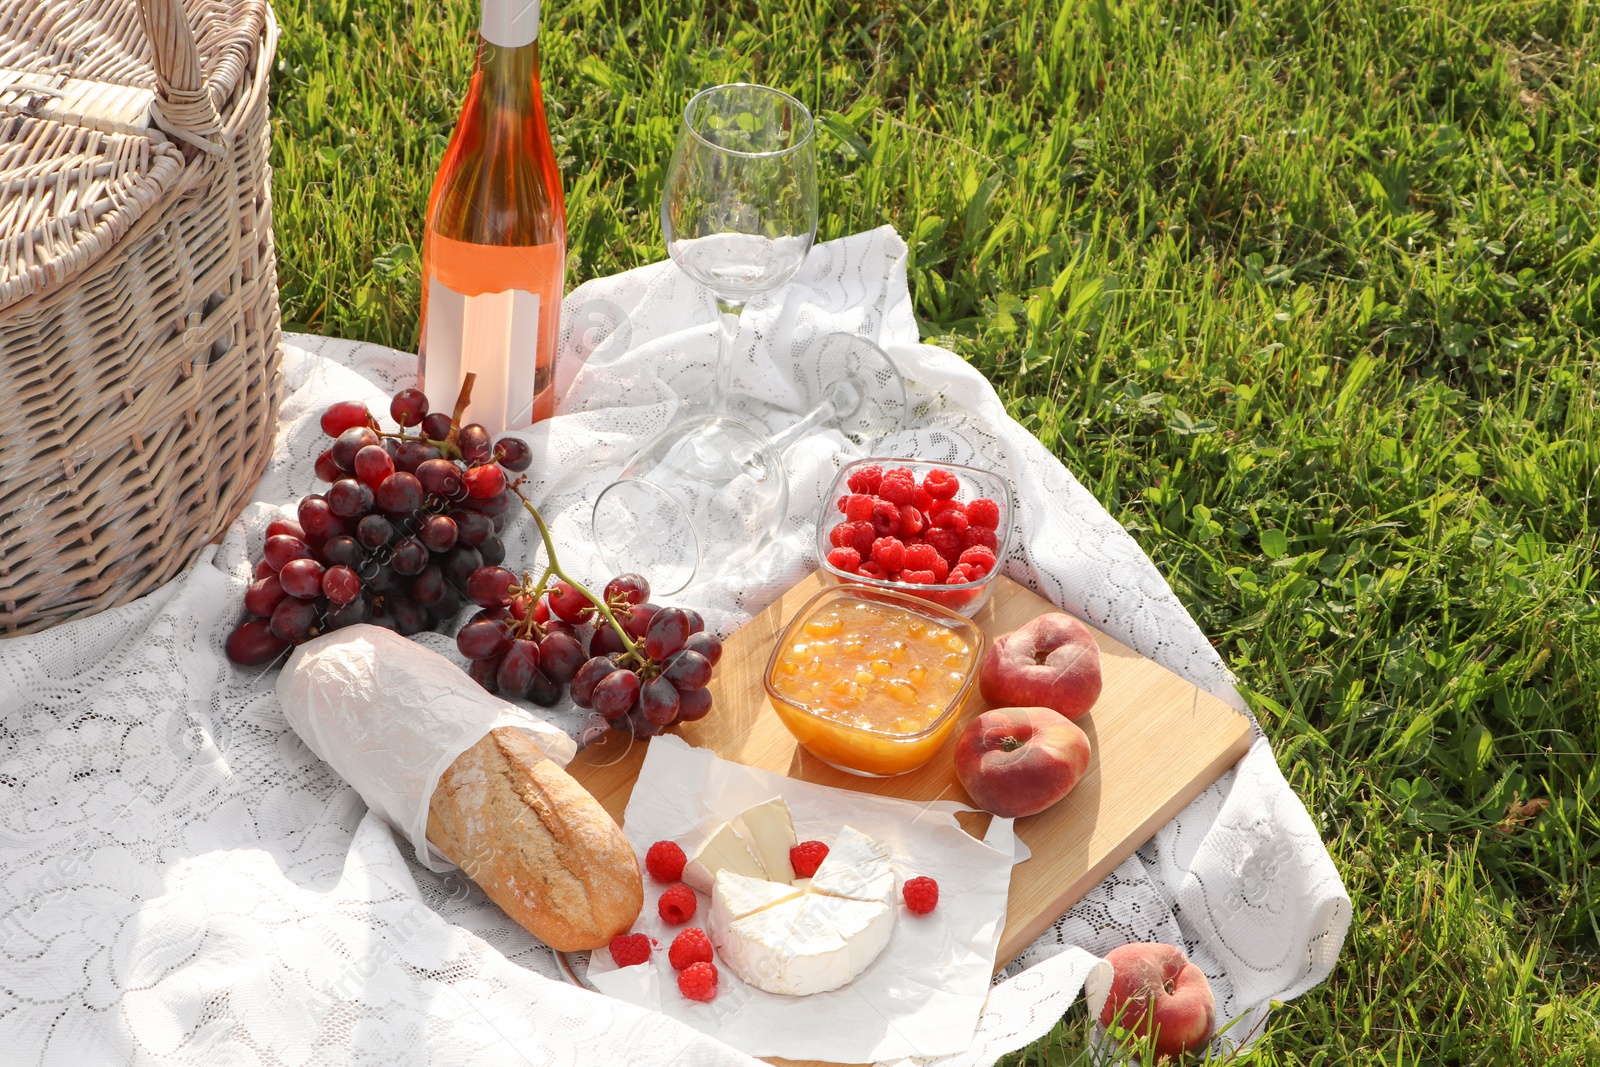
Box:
<box><xmin>569</xmin><ymin>573</ymin><xmax>1251</xmax><ymax>1067</ymax></box>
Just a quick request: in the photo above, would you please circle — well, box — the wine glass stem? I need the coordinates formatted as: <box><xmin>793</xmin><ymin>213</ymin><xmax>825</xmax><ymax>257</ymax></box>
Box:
<box><xmin>712</xmin><ymin>298</ymin><xmax>745</xmax><ymax>413</ymax></box>
<box><xmin>768</xmin><ymin>397</ymin><xmax>838</xmax><ymax>453</ymax></box>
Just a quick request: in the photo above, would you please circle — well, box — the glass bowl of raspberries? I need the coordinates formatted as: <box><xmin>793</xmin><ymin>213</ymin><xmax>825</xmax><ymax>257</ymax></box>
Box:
<box><xmin>817</xmin><ymin>458</ymin><xmax>1012</xmax><ymax>616</ymax></box>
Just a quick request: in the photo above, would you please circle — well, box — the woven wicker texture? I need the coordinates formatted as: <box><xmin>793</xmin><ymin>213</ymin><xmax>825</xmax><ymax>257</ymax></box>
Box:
<box><xmin>0</xmin><ymin>0</ymin><xmax>282</xmax><ymax>635</ymax></box>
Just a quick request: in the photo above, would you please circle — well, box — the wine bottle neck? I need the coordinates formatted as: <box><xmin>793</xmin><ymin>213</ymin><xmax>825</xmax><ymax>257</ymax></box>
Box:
<box><xmin>480</xmin><ymin>0</ymin><xmax>540</xmax><ymax>48</ymax></box>
<box><xmin>474</xmin><ymin>34</ymin><xmax>542</xmax><ymax>105</ymax></box>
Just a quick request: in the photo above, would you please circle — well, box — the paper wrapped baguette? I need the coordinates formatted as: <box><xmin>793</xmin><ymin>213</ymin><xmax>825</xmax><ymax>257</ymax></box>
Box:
<box><xmin>428</xmin><ymin>726</ymin><xmax>643</xmax><ymax>950</ymax></box>
<box><xmin>279</xmin><ymin>626</ymin><xmax>642</xmax><ymax>951</ymax></box>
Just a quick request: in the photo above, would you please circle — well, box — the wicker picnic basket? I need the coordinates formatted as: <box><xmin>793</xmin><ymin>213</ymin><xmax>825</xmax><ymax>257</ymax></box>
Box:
<box><xmin>0</xmin><ymin>0</ymin><xmax>282</xmax><ymax>635</ymax></box>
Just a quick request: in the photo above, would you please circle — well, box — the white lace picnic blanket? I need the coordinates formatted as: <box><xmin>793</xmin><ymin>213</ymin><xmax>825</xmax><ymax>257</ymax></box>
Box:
<box><xmin>0</xmin><ymin>227</ymin><xmax>1349</xmax><ymax>1065</ymax></box>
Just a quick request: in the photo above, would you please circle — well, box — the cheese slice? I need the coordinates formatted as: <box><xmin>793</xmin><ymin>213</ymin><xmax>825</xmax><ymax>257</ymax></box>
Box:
<box><xmin>733</xmin><ymin>796</ymin><xmax>799</xmax><ymax>884</ymax></box>
<box><xmin>808</xmin><ymin>825</ymin><xmax>895</xmax><ymax>905</ymax></box>
<box><xmin>710</xmin><ymin>869</ymin><xmax>803</xmax><ymax>935</ymax></box>
<box><xmin>683</xmin><ymin>820</ymin><xmax>767</xmax><ymax>893</ymax></box>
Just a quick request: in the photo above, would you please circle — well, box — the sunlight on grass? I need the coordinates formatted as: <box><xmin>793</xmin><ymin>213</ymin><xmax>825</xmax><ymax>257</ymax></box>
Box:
<box><xmin>267</xmin><ymin>0</ymin><xmax>1600</xmax><ymax>1060</ymax></box>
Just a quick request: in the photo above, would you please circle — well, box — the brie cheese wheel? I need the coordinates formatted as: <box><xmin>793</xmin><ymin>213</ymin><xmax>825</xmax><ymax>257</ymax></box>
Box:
<box><xmin>733</xmin><ymin>795</ymin><xmax>799</xmax><ymax>884</ymax></box>
<box><xmin>683</xmin><ymin>819</ymin><xmax>767</xmax><ymax>893</ymax></box>
<box><xmin>709</xmin><ymin>823</ymin><xmax>897</xmax><ymax>996</ymax></box>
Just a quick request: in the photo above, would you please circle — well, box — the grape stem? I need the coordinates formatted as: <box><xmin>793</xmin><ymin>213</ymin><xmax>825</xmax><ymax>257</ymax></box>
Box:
<box><xmin>512</xmin><ymin>488</ymin><xmax>648</xmax><ymax>666</ymax></box>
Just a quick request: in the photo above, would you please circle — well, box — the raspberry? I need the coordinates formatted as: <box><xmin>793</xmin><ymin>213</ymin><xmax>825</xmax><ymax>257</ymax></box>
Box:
<box><xmin>878</xmin><ymin>473</ymin><xmax>916</xmax><ymax>504</ymax></box>
<box><xmin>829</xmin><ymin>522</ymin><xmax>849</xmax><ymax>548</ymax></box>
<box><xmin>962</xmin><ymin>526</ymin><xmax>999</xmax><ymax>552</ymax></box>
<box><xmin>904</xmin><ymin>543</ymin><xmax>940</xmax><ymax>571</ymax></box>
<box><xmin>668</xmin><ymin>927</ymin><xmax>714</xmax><ymax>971</ymax></box>
<box><xmin>835</xmin><ymin>495</ymin><xmax>849</xmax><ymax>515</ymax></box>
<box><xmin>646</xmin><ymin>840</ymin><xmax>687</xmax><ymax>883</ymax></box>
<box><xmin>870</xmin><ymin>499</ymin><xmax>901</xmax><ymax>537</ymax></box>
<box><xmin>901</xmin><ymin>569</ymin><xmax>936</xmax><ymax>585</ymax></box>
<box><xmin>844</xmin><ymin>494</ymin><xmax>875</xmax><ymax>523</ymax></box>
<box><xmin>658</xmin><ymin>883</ymin><xmax>697</xmax><ymax>925</ymax></box>
<box><xmin>922</xmin><ymin>469</ymin><xmax>960</xmax><ymax>500</ymax></box>
<box><xmin>947</xmin><ymin>563</ymin><xmax>975</xmax><ymax>584</ymax></box>
<box><xmin>903</xmin><ymin>875</ymin><xmax>939</xmax><ymax>914</ymax></box>
<box><xmin>609</xmin><ymin>932</ymin><xmax>651</xmax><ymax>967</ymax></box>
<box><xmin>790</xmin><ymin>840</ymin><xmax>830</xmax><ymax>878</ymax></box>
<box><xmin>871</xmin><ymin>536</ymin><xmax>907</xmax><ymax>572</ymax></box>
<box><xmin>944</xmin><ymin>511</ymin><xmax>970</xmax><ymax>532</ymax></box>
<box><xmin>859</xmin><ymin>560</ymin><xmax>888</xmax><ymax>580</ymax></box>
<box><xmin>959</xmin><ymin>545</ymin><xmax>997</xmax><ymax>570</ymax></box>
<box><xmin>913</xmin><ymin>487</ymin><xmax>934</xmax><ymax>512</ymax></box>
<box><xmin>966</xmin><ymin>497</ymin><xmax>1000</xmax><ymax>530</ymax></box>
<box><xmin>843</xmin><ymin>521</ymin><xmax>876</xmax><ymax>556</ymax></box>
<box><xmin>678</xmin><ymin>961</ymin><xmax>719</xmax><ymax>1002</ymax></box>
<box><xmin>897</xmin><ymin>505</ymin><xmax>924</xmax><ymax>538</ymax></box>
<box><xmin>827</xmin><ymin>547</ymin><xmax>862</xmax><ymax>573</ymax></box>
<box><xmin>925</xmin><ymin>527</ymin><xmax>964</xmax><ymax>564</ymax></box>
<box><xmin>846</xmin><ymin>464</ymin><xmax>884</xmax><ymax>494</ymax></box>
<box><xmin>928</xmin><ymin>554</ymin><xmax>949</xmax><ymax>583</ymax></box>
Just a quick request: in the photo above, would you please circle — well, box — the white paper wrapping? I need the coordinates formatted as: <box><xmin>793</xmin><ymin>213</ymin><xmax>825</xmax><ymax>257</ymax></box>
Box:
<box><xmin>586</xmin><ymin>735</ymin><xmax>1017</xmax><ymax>1061</ymax></box>
<box><xmin>277</xmin><ymin>624</ymin><xmax>577</xmax><ymax>871</ymax></box>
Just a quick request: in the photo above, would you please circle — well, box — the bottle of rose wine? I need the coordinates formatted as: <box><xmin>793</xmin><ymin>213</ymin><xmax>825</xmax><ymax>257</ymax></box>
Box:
<box><xmin>419</xmin><ymin>0</ymin><xmax>566</xmax><ymax>435</ymax></box>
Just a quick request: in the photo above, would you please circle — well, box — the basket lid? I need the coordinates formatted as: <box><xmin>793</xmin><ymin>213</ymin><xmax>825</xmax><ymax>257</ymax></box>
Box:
<box><xmin>0</xmin><ymin>112</ymin><xmax>183</xmax><ymax>311</ymax></box>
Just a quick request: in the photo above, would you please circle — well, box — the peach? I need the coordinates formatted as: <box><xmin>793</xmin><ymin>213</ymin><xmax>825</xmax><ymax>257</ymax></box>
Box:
<box><xmin>953</xmin><ymin>707</ymin><xmax>1091</xmax><ymax>818</ymax></box>
<box><xmin>1088</xmin><ymin>942</ymin><xmax>1215</xmax><ymax>1061</ymax></box>
<box><xmin>978</xmin><ymin>612</ymin><xmax>1102</xmax><ymax>720</ymax></box>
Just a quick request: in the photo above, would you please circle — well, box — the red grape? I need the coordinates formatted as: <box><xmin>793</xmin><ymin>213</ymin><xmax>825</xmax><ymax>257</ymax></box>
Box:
<box><xmin>375</xmin><ymin>471</ymin><xmax>423</xmax><ymax>514</ymax></box>
<box><xmin>467</xmin><ymin>566</ymin><xmax>517</xmax><ymax>608</ymax></box>
<box><xmin>419</xmin><ymin>514</ymin><xmax>458</xmax><ymax>553</ymax></box>
<box><xmin>226</xmin><ymin>619</ymin><xmax>289</xmax><ymax>665</ymax></box>
<box><xmin>354</xmin><ymin>444</ymin><xmax>395</xmax><ymax>489</ymax></box>
<box><xmin>411</xmin><ymin>565</ymin><xmax>446</xmax><ymax>605</ymax></box>
<box><xmin>328</xmin><ymin>478</ymin><xmax>373</xmax><ymax>519</ymax></box>
<box><xmin>389</xmin><ymin>596</ymin><xmax>428</xmax><ymax>636</ymax></box>
<box><xmin>531</xmin><ymin>595</ymin><xmax>552</xmax><ymax>624</ymax></box>
<box><xmin>495</xmin><ymin>437</ymin><xmax>532</xmax><ymax>472</ymax></box>
<box><xmin>443</xmin><ymin>545</ymin><xmax>483</xmax><ymax>587</ymax></box>
<box><xmin>453</xmin><ymin>509</ymin><xmax>493</xmax><ymax>548</ymax></box>
<box><xmin>332</xmin><ymin>426</ymin><xmax>380</xmax><ymax>470</ymax></box>
<box><xmin>321</xmin><ymin>400</ymin><xmax>373</xmax><ymax>438</ymax></box>
<box><xmin>604</xmin><ymin>573</ymin><xmax>650</xmax><ymax>608</ymax></box>
<box><xmin>391</xmin><ymin>537</ymin><xmax>428</xmax><ymax>576</ymax></box>
<box><xmin>279</xmin><ymin>558</ymin><xmax>326</xmax><ymax>599</ymax></box>
<box><xmin>539</xmin><ymin>631</ymin><xmax>586</xmax><ymax>683</ymax></box>
<box><xmin>548</xmin><ymin>580</ymin><xmax>592</xmax><ymax>623</ymax></box>
<box><xmin>394</xmin><ymin>440</ymin><xmax>441</xmax><ymax>474</ymax></box>
<box><xmin>298</xmin><ymin>496</ymin><xmax>344</xmax><ymax>542</ymax></box>
<box><xmin>663</xmin><ymin>649</ymin><xmax>712</xmax><ymax>691</ymax></box>
<box><xmin>356</xmin><ymin>514</ymin><xmax>395</xmax><ymax>550</ymax></box>
<box><xmin>684</xmin><ymin>631</ymin><xmax>722</xmax><ymax>666</ymax></box>
<box><xmin>496</xmin><ymin>638</ymin><xmax>542</xmax><ymax>696</ymax></box>
<box><xmin>416</xmin><ymin>458</ymin><xmax>464</xmax><ymax>499</ymax></box>
<box><xmin>683</xmin><ymin>608</ymin><xmax>705</xmax><ymax>634</ymax></box>
<box><xmin>463</xmin><ymin>463</ymin><xmax>506</xmax><ymax>499</ymax></box>
<box><xmin>675</xmin><ymin>686</ymin><xmax>713</xmax><ymax>723</ymax></box>
<box><xmin>367</xmin><ymin>561</ymin><xmax>402</xmax><ymax>594</ymax></box>
<box><xmin>589</xmin><ymin>623</ymin><xmax>629</xmax><ymax>657</ymax></box>
<box><xmin>627</xmin><ymin>711</ymin><xmax>662</xmax><ymax>740</ymax></box>
<box><xmin>321</xmin><ymin>535</ymin><xmax>364</xmax><ymax>569</ymax></box>
<box><xmin>326</xmin><ymin>596</ymin><xmax>370</xmax><ymax>629</ymax></box>
<box><xmin>266</xmin><ymin>518</ymin><xmax>307</xmax><ymax>541</ymax></box>
<box><xmin>244</xmin><ymin>575</ymin><xmax>288</xmax><ymax>618</ymax></box>
<box><xmin>322</xmin><ymin>565</ymin><xmax>360</xmax><ymax>605</ymax></box>
<box><xmin>263</xmin><ymin>534</ymin><xmax>312</xmax><ymax>572</ymax></box>
<box><xmin>525</xmin><ymin>668</ymin><xmax>561</xmax><ymax>707</ymax></box>
<box><xmin>269</xmin><ymin>597</ymin><xmax>320</xmax><ymax>643</ymax></box>
<box><xmin>477</xmin><ymin>535</ymin><xmax>505</xmax><ymax>567</ymax></box>
<box><xmin>420</xmin><ymin>412</ymin><xmax>453</xmax><ymax>442</ymax></box>
<box><xmin>390</xmin><ymin>388</ymin><xmax>429</xmax><ymax>427</ymax></box>
<box><xmin>467</xmin><ymin>655</ymin><xmax>501</xmax><ymax>694</ymax></box>
<box><xmin>459</xmin><ymin>488</ymin><xmax>511</xmax><ymax>516</ymax></box>
<box><xmin>592</xmin><ymin>669</ymin><xmax>641</xmax><ymax>720</ymax></box>
<box><xmin>623</xmin><ymin>603</ymin><xmax>658</xmax><ymax>640</ymax></box>
<box><xmin>571</xmin><ymin>656</ymin><xmax>620</xmax><ymax>708</ymax></box>
<box><xmin>315</xmin><ymin>448</ymin><xmax>343</xmax><ymax>483</ymax></box>
<box><xmin>458</xmin><ymin>424</ymin><xmax>492</xmax><ymax>464</ymax></box>
<box><xmin>457</xmin><ymin>617</ymin><xmax>512</xmax><ymax>660</ymax></box>
<box><xmin>640</xmin><ymin>676</ymin><xmax>680</xmax><ymax>726</ymax></box>
<box><xmin>644</xmin><ymin>607</ymin><xmax>691</xmax><ymax>660</ymax></box>
<box><xmin>253</xmin><ymin>559</ymin><xmax>274</xmax><ymax>580</ymax></box>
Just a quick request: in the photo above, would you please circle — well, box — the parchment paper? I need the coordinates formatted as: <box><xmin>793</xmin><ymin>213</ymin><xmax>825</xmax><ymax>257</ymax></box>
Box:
<box><xmin>586</xmin><ymin>734</ymin><xmax>1018</xmax><ymax>1061</ymax></box>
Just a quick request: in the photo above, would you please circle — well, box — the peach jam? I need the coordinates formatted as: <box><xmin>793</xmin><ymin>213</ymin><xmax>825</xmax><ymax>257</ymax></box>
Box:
<box><xmin>765</xmin><ymin>587</ymin><xmax>983</xmax><ymax>776</ymax></box>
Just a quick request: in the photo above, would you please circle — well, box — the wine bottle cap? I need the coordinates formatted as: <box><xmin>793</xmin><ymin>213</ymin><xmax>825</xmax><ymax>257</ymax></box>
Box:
<box><xmin>481</xmin><ymin>0</ymin><xmax>540</xmax><ymax>47</ymax></box>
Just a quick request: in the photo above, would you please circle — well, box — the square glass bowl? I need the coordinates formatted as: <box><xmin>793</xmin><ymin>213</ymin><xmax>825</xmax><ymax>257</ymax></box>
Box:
<box><xmin>816</xmin><ymin>458</ymin><xmax>1013</xmax><ymax>616</ymax></box>
<box><xmin>764</xmin><ymin>585</ymin><xmax>985</xmax><ymax>776</ymax></box>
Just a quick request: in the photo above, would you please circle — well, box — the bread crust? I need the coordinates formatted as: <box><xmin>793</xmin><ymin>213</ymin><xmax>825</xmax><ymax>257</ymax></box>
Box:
<box><xmin>427</xmin><ymin>727</ymin><xmax>642</xmax><ymax>950</ymax></box>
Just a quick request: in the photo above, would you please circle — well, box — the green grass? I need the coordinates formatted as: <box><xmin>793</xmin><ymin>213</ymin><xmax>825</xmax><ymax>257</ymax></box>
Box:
<box><xmin>268</xmin><ymin>0</ymin><xmax>1600</xmax><ymax>1061</ymax></box>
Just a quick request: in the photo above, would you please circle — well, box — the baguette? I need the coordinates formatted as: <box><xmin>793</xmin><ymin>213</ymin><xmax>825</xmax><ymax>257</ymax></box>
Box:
<box><xmin>427</xmin><ymin>727</ymin><xmax>642</xmax><ymax>951</ymax></box>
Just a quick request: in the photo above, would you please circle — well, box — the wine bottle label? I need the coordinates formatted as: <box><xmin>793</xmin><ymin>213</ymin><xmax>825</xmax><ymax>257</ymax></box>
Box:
<box><xmin>422</xmin><ymin>234</ymin><xmax>564</xmax><ymax>433</ymax></box>
<box><xmin>481</xmin><ymin>0</ymin><xmax>540</xmax><ymax>47</ymax></box>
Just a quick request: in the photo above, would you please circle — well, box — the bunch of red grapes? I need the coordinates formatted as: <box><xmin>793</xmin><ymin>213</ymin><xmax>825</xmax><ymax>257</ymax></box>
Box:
<box><xmin>458</xmin><ymin>571</ymin><xmax>723</xmax><ymax>739</ymax></box>
<box><xmin>227</xmin><ymin>386</ymin><xmax>531</xmax><ymax>665</ymax></box>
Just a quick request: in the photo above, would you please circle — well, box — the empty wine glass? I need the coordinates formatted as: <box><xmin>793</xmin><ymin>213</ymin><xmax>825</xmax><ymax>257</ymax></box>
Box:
<box><xmin>662</xmin><ymin>83</ymin><xmax>818</xmax><ymax>413</ymax></box>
